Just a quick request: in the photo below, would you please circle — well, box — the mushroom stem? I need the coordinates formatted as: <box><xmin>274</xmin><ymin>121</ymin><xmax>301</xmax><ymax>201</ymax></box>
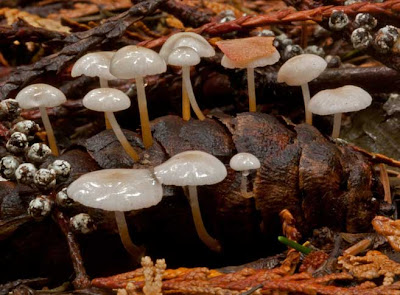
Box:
<box><xmin>182</xmin><ymin>66</ymin><xmax>205</xmax><ymax>121</ymax></box>
<box><xmin>135</xmin><ymin>76</ymin><xmax>153</xmax><ymax>148</ymax></box>
<box><xmin>39</xmin><ymin>106</ymin><xmax>59</xmax><ymax>156</ymax></box>
<box><xmin>99</xmin><ymin>78</ymin><xmax>112</xmax><ymax>130</ymax></box>
<box><xmin>240</xmin><ymin>170</ymin><xmax>252</xmax><ymax>198</ymax></box>
<box><xmin>105</xmin><ymin>112</ymin><xmax>140</xmax><ymax>162</ymax></box>
<box><xmin>301</xmin><ymin>83</ymin><xmax>312</xmax><ymax>125</ymax></box>
<box><xmin>115</xmin><ymin>211</ymin><xmax>143</xmax><ymax>263</ymax></box>
<box><xmin>247</xmin><ymin>67</ymin><xmax>256</xmax><ymax>112</ymax></box>
<box><xmin>182</xmin><ymin>82</ymin><xmax>191</xmax><ymax>121</ymax></box>
<box><xmin>187</xmin><ymin>185</ymin><xmax>221</xmax><ymax>252</ymax></box>
<box><xmin>332</xmin><ymin>112</ymin><xmax>342</xmax><ymax>138</ymax></box>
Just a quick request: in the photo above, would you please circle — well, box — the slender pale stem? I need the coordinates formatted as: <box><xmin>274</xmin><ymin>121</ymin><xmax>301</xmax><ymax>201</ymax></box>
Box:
<box><xmin>182</xmin><ymin>66</ymin><xmax>205</xmax><ymax>121</ymax></box>
<box><xmin>105</xmin><ymin>112</ymin><xmax>139</xmax><ymax>162</ymax></box>
<box><xmin>99</xmin><ymin>78</ymin><xmax>112</xmax><ymax>130</ymax></box>
<box><xmin>182</xmin><ymin>81</ymin><xmax>191</xmax><ymax>121</ymax></box>
<box><xmin>115</xmin><ymin>211</ymin><xmax>143</xmax><ymax>263</ymax></box>
<box><xmin>301</xmin><ymin>83</ymin><xmax>312</xmax><ymax>125</ymax></box>
<box><xmin>247</xmin><ymin>67</ymin><xmax>256</xmax><ymax>112</ymax></box>
<box><xmin>332</xmin><ymin>113</ymin><xmax>342</xmax><ymax>138</ymax></box>
<box><xmin>187</xmin><ymin>185</ymin><xmax>221</xmax><ymax>252</ymax></box>
<box><xmin>39</xmin><ymin>106</ymin><xmax>59</xmax><ymax>156</ymax></box>
<box><xmin>136</xmin><ymin>76</ymin><xmax>153</xmax><ymax>148</ymax></box>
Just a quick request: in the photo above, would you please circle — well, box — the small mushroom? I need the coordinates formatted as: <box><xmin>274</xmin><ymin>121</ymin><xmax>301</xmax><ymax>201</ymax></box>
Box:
<box><xmin>160</xmin><ymin>32</ymin><xmax>215</xmax><ymax>121</ymax></box>
<box><xmin>67</xmin><ymin>169</ymin><xmax>163</xmax><ymax>261</ymax></box>
<box><xmin>83</xmin><ymin>88</ymin><xmax>139</xmax><ymax>162</ymax></box>
<box><xmin>71</xmin><ymin>51</ymin><xmax>116</xmax><ymax>129</ymax></box>
<box><xmin>308</xmin><ymin>85</ymin><xmax>372</xmax><ymax>138</ymax></box>
<box><xmin>229</xmin><ymin>152</ymin><xmax>260</xmax><ymax>198</ymax></box>
<box><xmin>154</xmin><ymin>150</ymin><xmax>227</xmax><ymax>252</ymax></box>
<box><xmin>15</xmin><ymin>84</ymin><xmax>66</xmax><ymax>156</ymax></box>
<box><xmin>277</xmin><ymin>54</ymin><xmax>327</xmax><ymax>125</ymax></box>
<box><xmin>110</xmin><ymin>46</ymin><xmax>166</xmax><ymax>148</ymax></box>
<box><xmin>217</xmin><ymin>37</ymin><xmax>280</xmax><ymax>112</ymax></box>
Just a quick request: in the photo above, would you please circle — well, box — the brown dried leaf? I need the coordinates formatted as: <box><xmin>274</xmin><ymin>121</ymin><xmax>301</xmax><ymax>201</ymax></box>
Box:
<box><xmin>372</xmin><ymin>216</ymin><xmax>400</xmax><ymax>252</ymax></box>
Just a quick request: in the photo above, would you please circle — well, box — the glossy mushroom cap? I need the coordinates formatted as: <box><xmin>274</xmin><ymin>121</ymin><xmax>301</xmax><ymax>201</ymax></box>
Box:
<box><xmin>308</xmin><ymin>85</ymin><xmax>372</xmax><ymax>115</ymax></box>
<box><xmin>277</xmin><ymin>54</ymin><xmax>327</xmax><ymax>86</ymax></box>
<box><xmin>83</xmin><ymin>88</ymin><xmax>130</xmax><ymax>112</ymax></box>
<box><xmin>168</xmin><ymin>47</ymin><xmax>201</xmax><ymax>67</ymax></box>
<box><xmin>67</xmin><ymin>169</ymin><xmax>163</xmax><ymax>211</ymax></box>
<box><xmin>110</xmin><ymin>46</ymin><xmax>166</xmax><ymax>79</ymax></box>
<box><xmin>230</xmin><ymin>152</ymin><xmax>261</xmax><ymax>171</ymax></box>
<box><xmin>16</xmin><ymin>84</ymin><xmax>66</xmax><ymax>109</ymax></box>
<box><xmin>71</xmin><ymin>52</ymin><xmax>116</xmax><ymax>80</ymax></box>
<box><xmin>159</xmin><ymin>32</ymin><xmax>215</xmax><ymax>60</ymax></box>
<box><xmin>154</xmin><ymin>150</ymin><xmax>227</xmax><ymax>186</ymax></box>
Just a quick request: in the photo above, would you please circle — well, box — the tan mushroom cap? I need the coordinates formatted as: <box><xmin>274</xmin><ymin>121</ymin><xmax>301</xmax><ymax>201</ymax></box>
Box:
<box><xmin>71</xmin><ymin>51</ymin><xmax>116</xmax><ymax>81</ymax></box>
<box><xmin>67</xmin><ymin>169</ymin><xmax>163</xmax><ymax>211</ymax></box>
<box><xmin>159</xmin><ymin>32</ymin><xmax>215</xmax><ymax>61</ymax></box>
<box><xmin>83</xmin><ymin>88</ymin><xmax>130</xmax><ymax>112</ymax></box>
<box><xmin>217</xmin><ymin>37</ymin><xmax>280</xmax><ymax>68</ymax></box>
<box><xmin>168</xmin><ymin>47</ymin><xmax>201</xmax><ymax>67</ymax></box>
<box><xmin>230</xmin><ymin>152</ymin><xmax>261</xmax><ymax>171</ymax></box>
<box><xmin>154</xmin><ymin>150</ymin><xmax>227</xmax><ymax>186</ymax></box>
<box><xmin>308</xmin><ymin>85</ymin><xmax>372</xmax><ymax>115</ymax></box>
<box><xmin>110</xmin><ymin>45</ymin><xmax>167</xmax><ymax>79</ymax></box>
<box><xmin>16</xmin><ymin>84</ymin><xmax>66</xmax><ymax>109</ymax></box>
<box><xmin>221</xmin><ymin>50</ymin><xmax>280</xmax><ymax>69</ymax></box>
<box><xmin>277</xmin><ymin>54</ymin><xmax>327</xmax><ymax>86</ymax></box>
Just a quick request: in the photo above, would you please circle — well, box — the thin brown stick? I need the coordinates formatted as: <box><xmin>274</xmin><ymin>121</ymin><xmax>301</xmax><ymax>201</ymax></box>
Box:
<box><xmin>54</xmin><ymin>210</ymin><xmax>90</xmax><ymax>289</ymax></box>
<box><xmin>380</xmin><ymin>163</ymin><xmax>392</xmax><ymax>204</ymax></box>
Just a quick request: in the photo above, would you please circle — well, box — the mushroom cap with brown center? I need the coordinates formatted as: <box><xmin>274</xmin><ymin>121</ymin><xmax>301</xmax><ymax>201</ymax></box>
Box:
<box><xmin>67</xmin><ymin>169</ymin><xmax>163</xmax><ymax>211</ymax></box>
<box><xmin>16</xmin><ymin>84</ymin><xmax>66</xmax><ymax>109</ymax></box>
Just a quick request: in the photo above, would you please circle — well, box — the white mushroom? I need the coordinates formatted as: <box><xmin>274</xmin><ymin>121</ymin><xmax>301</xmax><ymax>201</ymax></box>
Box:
<box><xmin>217</xmin><ymin>37</ymin><xmax>280</xmax><ymax>112</ymax></box>
<box><xmin>71</xmin><ymin>51</ymin><xmax>116</xmax><ymax>129</ymax></box>
<box><xmin>277</xmin><ymin>54</ymin><xmax>327</xmax><ymax>125</ymax></box>
<box><xmin>67</xmin><ymin>168</ymin><xmax>163</xmax><ymax>261</ymax></box>
<box><xmin>16</xmin><ymin>84</ymin><xmax>66</xmax><ymax>156</ymax></box>
<box><xmin>154</xmin><ymin>150</ymin><xmax>227</xmax><ymax>252</ymax></box>
<box><xmin>160</xmin><ymin>32</ymin><xmax>215</xmax><ymax>121</ymax></box>
<box><xmin>229</xmin><ymin>152</ymin><xmax>260</xmax><ymax>198</ymax></box>
<box><xmin>110</xmin><ymin>46</ymin><xmax>166</xmax><ymax>148</ymax></box>
<box><xmin>83</xmin><ymin>88</ymin><xmax>139</xmax><ymax>162</ymax></box>
<box><xmin>308</xmin><ymin>85</ymin><xmax>372</xmax><ymax>138</ymax></box>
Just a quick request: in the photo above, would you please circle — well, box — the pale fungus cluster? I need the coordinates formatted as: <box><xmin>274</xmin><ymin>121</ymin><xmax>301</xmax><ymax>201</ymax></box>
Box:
<box><xmin>4</xmin><ymin>30</ymin><xmax>376</xmax><ymax>261</ymax></box>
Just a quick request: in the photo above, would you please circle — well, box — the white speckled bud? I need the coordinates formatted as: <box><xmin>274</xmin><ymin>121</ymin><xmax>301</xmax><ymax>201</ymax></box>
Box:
<box><xmin>11</xmin><ymin>120</ymin><xmax>40</xmax><ymax>141</ymax></box>
<box><xmin>70</xmin><ymin>213</ymin><xmax>96</xmax><ymax>234</ymax></box>
<box><xmin>48</xmin><ymin>160</ymin><xmax>71</xmax><ymax>182</ymax></box>
<box><xmin>56</xmin><ymin>187</ymin><xmax>74</xmax><ymax>207</ymax></box>
<box><xmin>6</xmin><ymin>132</ymin><xmax>28</xmax><ymax>154</ymax></box>
<box><xmin>329</xmin><ymin>10</ymin><xmax>349</xmax><ymax>31</ymax></box>
<box><xmin>15</xmin><ymin>163</ymin><xmax>37</xmax><ymax>185</ymax></box>
<box><xmin>34</xmin><ymin>168</ymin><xmax>56</xmax><ymax>190</ymax></box>
<box><xmin>28</xmin><ymin>196</ymin><xmax>52</xmax><ymax>219</ymax></box>
<box><xmin>0</xmin><ymin>155</ymin><xmax>21</xmax><ymax>179</ymax></box>
<box><xmin>26</xmin><ymin>143</ymin><xmax>52</xmax><ymax>164</ymax></box>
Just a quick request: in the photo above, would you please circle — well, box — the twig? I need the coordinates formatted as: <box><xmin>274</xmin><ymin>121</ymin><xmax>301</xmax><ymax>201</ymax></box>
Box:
<box><xmin>54</xmin><ymin>210</ymin><xmax>90</xmax><ymax>289</ymax></box>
